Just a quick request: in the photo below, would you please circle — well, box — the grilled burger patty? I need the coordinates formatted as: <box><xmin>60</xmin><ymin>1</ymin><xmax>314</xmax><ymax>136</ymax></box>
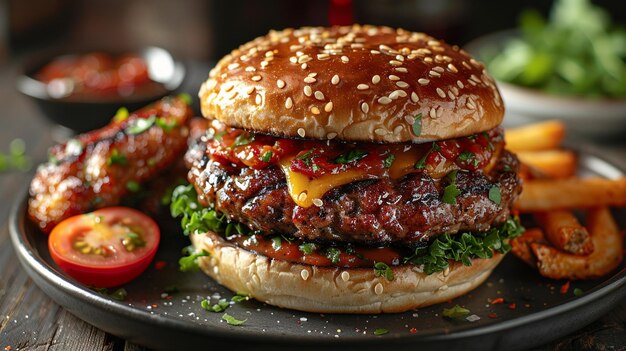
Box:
<box><xmin>185</xmin><ymin>137</ymin><xmax>522</xmax><ymax>246</ymax></box>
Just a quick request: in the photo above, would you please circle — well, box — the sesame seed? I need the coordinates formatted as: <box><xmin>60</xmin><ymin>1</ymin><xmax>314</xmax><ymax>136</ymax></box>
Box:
<box><xmin>314</xmin><ymin>91</ymin><xmax>325</xmax><ymax>100</ymax></box>
<box><xmin>289</xmin><ymin>56</ymin><xmax>297</xmax><ymax>64</ymax></box>
<box><xmin>324</xmin><ymin>101</ymin><xmax>333</xmax><ymax>112</ymax></box>
<box><xmin>418</xmin><ymin>78</ymin><xmax>430</xmax><ymax>85</ymax></box>
<box><xmin>439</xmin><ymin>284</ymin><xmax>449</xmax><ymax>291</ymax></box>
<box><xmin>466</xmin><ymin>98</ymin><xmax>476</xmax><ymax>110</ymax></box>
<box><xmin>429</xmin><ymin>107</ymin><xmax>437</xmax><ymax>118</ymax></box>
<box><xmin>372</xmin><ymin>75</ymin><xmax>381</xmax><ymax>84</ymax></box>
<box><xmin>395</xmin><ymin>89</ymin><xmax>407</xmax><ymax>97</ymax></box>
<box><xmin>298</xmin><ymin>55</ymin><xmax>312</xmax><ymax>64</ymax></box>
<box><xmin>389</xmin><ymin>60</ymin><xmax>402</xmax><ymax>66</ymax></box>
<box><xmin>312</xmin><ymin>198</ymin><xmax>323</xmax><ymax>207</ymax></box>
<box><xmin>227</xmin><ymin>63</ymin><xmax>240</xmax><ymax>70</ymax></box>
<box><xmin>304</xmin><ymin>85</ymin><xmax>313</xmax><ymax>96</ymax></box>
<box><xmin>224</xmin><ymin>84</ymin><xmax>234</xmax><ymax>92</ymax></box>
<box><xmin>361</xmin><ymin>102</ymin><xmax>369</xmax><ymax>113</ymax></box>
<box><xmin>448</xmin><ymin>91</ymin><xmax>456</xmax><ymax>100</ymax></box>
<box><xmin>470</xmin><ymin>74</ymin><xmax>482</xmax><ymax>83</ymax></box>
<box><xmin>255</xmin><ymin>94</ymin><xmax>262</xmax><ymax>105</ymax></box>
<box><xmin>308</xmin><ymin>72</ymin><xmax>318</xmax><ymax>77</ymax></box>
<box><xmin>265</xmin><ymin>51</ymin><xmax>274</xmax><ymax>57</ymax></box>
<box><xmin>462</xmin><ymin>61</ymin><xmax>472</xmax><ymax>69</ymax></box>
<box><xmin>301</xmin><ymin>63</ymin><xmax>308</xmax><ymax>69</ymax></box>
<box><xmin>388</xmin><ymin>75</ymin><xmax>400</xmax><ymax>81</ymax></box>
<box><xmin>394</xmin><ymin>67</ymin><xmax>408</xmax><ymax>73</ymax></box>
<box><xmin>389</xmin><ymin>90</ymin><xmax>400</xmax><ymax>100</ymax></box>
<box><xmin>317</xmin><ymin>53</ymin><xmax>330</xmax><ymax>60</ymax></box>
<box><xmin>370</xmin><ymin>50</ymin><xmax>380</xmax><ymax>54</ymax></box>
<box><xmin>245</xmin><ymin>86</ymin><xmax>255</xmax><ymax>95</ymax></box>
<box><xmin>357</xmin><ymin>84</ymin><xmax>369</xmax><ymax>90</ymax></box>
<box><xmin>311</xmin><ymin>106</ymin><xmax>321</xmax><ymax>114</ymax></box>
<box><xmin>411</xmin><ymin>92</ymin><xmax>419</xmax><ymax>102</ymax></box>
<box><xmin>433</xmin><ymin>66</ymin><xmax>444</xmax><ymax>73</ymax></box>
<box><xmin>341</xmin><ymin>56</ymin><xmax>349</xmax><ymax>63</ymax></box>
<box><xmin>285</xmin><ymin>97</ymin><xmax>293</xmax><ymax>109</ymax></box>
<box><xmin>245</xmin><ymin>66</ymin><xmax>256</xmax><ymax>72</ymax></box>
<box><xmin>396</xmin><ymin>81</ymin><xmax>409</xmax><ymax>88</ymax></box>
<box><xmin>300</xmin><ymin>269</ymin><xmax>310</xmax><ymax>281</ymax></box>
<box><xmin>260</xmin><ymin>61</ymin><xmax>268</xmax><ymax>68</ymax></box>
<box><xmin>375</xmin><ymin>128</ymin><xmax>387</xmax><ymax>136</ymax></box>
<box><xmin>429</xmin><ymin>70</ymin><xmax>441</xmax><ymax>77</ymax></box>
<box><xmin>327</xmin><ymin>132</ymin><xmax>337</xmax><ymax>139</ymax></box>
<box><xmin>341</xmin><ymin>271</ymin><xmax>350</xmax><ymax>282</ymax></box>
<box><xmin>436</xmin><ymin>88</ymin><xmax>446</xmax><ymax>98</ymax></box>
<box><xmin>374</xmin><ymin>283</ymin><xmax>384</xmax><ymax>295</ymax></box>
<box><xmin>395</xmin><ymin>54</ymin><xmax>405</xmax><ymax>61</ymax></box>
<box><xmin>457</xmin><ymin>80</ymin><xmax>464</xmax><ymax>89</ymax></box>
<box><xmin>404</xmin><ymin>115</ymin><xmax>415</xmax><ymax>124</ymax></box>
<box><xmin>377</xmin><ymin>96</ymin><xmax>392</xmax><ymax>105</ymax></box>
<box><xmin>276</xmin><ymin>79</ymin><xmax>285</xmax><ymax>89</ymax></box>
<box><xmin>447</xmin><ymin>63</ymin><xmax>458</xmax><ymax>73</ymax></box>
<box><xmin>298</xmin><ymin>128</ymin><xmax>306</xmax><ymax>137</ymax></box>
<box><xmin>304</xmin><ymin>76</ymin><xmax>316</xmax><ymax>83</ymax></box>
<box><xmin>251</xmin><ymin>75</ymin><xmax>262</xmax><ymax>81</ymax></box>
<box><xmin>331</xmin><ymin>75</ymin><xmax>340</xmax><ymax>85</ymax></box>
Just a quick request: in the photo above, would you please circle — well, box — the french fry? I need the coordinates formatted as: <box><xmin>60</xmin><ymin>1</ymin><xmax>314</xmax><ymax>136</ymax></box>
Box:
<box><xmin>517</xmin><ymin>150</ymin><xmax>577</xmax><ymax>179</ymax></box>
<box><xmin>505</xmin><ymin>120</ymin><xmax>566</xmax><ymax>152</ymax></box>
<box><xmin>534</xmin><ymin>210</ymin><xmax>593</xmax><ymax>255</ymax></box>
<box><xmin>531</xmin><ymin>207</ymin><xmax>623</xmax><ymax>280</ymax></box>
<box><xmin>516</xmin><ymin>177</ymin><xmax>626</xmax><ymax>212</ymax></box>
<box><xmin>510</xmin><ymin>228</ymin><xmax>546</xmax><ymax>267</ymax></box>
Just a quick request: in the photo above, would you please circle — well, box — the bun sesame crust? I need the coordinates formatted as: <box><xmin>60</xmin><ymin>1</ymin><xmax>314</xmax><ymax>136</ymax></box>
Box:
<box><xmin>199</xmin><ymin>25</ymin><xmax>504</xmax><ymax>143</ymax></box>
<box><xmin>190</xmin><ymin>230</ymin><xmax>503</xmax><ymax>314</ymax></box>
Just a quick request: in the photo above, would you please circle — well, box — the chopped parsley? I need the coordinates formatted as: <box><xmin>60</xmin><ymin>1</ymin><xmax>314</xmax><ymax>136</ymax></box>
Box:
<box><xmin>106</xmin><ymin>149</ymin><xmax>127</xmax><ymax>166</ymax></box>
<box><xmin>126</xmin><ymin>116</ymin><xmax>156</xmax><ymax>135</ymax></box>
<box><xmin>442</xmin><ymin>305</ymin><xmax>470</xmax><ymax>319</ymax></box>
<box><xmin>333</xmin><ymin>149</ymin><xmax>368</xmax><ymax>164</ymax></box>
<box><xmin>489</xmin><ymin>186</ymin><xmax>502</xmax><ymax>205</ymax></box>
<box><xmin>415</xmin><ymin>142</ymin><xmax>439</xmax><ymax>169</ymax></box>
<box><xmin>457</xmin><ymin>151</ymin><xmax>474</xmax><ymax>162</ymax></box>
<box><xmin>383</xmin><ymin>153</ymin><xmax>395</xmax><ymax>168</ymax></box>
<box><xmin>411</xmin><ymin>113</ymin><xmax>422</xmax><ymax>136</ymax></box>
<box><xmin>156</xmin><ymin>117</ymin><xmax>178</xmax><ymax>131</ymax></box>
<box><xmin>222</xmin><ymin>313</ymin><xmax>247</xmax><ymax>326</ymax></box>
<box><xmin>271</xmin><ymin>236</ymin><xmax>282</xmax><ymax>250</ymax></box>
<box><xmin>231</xmin><ymin>293</ymin><xmax>249</xmax><ymax>303</ymax></box>
<box><xmin>178</xmin><ymin>93</ymin><xmax>192</xmax><ymax>105</ymax></box>
<box><xmin>178</xmin><ymin>249</ymin><xmax>209</xmax><ymax>272</ymax></box>
<box><xmin>442</xmin><ymin>171</ymin><xmax>460</xmax><ymax>205</ymax></box>
<box><xmin>0</xmin><ymin>138</ymin><xmax>31</xmax><ymax>172</ymax></box>
<box><xmin>373</xmin><ymin>262</ymin><xmax>394</xmax><ymax>281</ymax></box>
<box><xmin>231</xmin><ymin>133</ymin><xmax>255</xmax><ymax>148</ymax></box>
<box><xmin>326</xmin><ymin>247</ymin><xmax>341</xmax><ymax>264</ymax></box>
<box><xmin>299</xmin><ymin>242</ymin><xmax>316</xmax><ymax>255</ymax></box>
<box><xmin>259</xmin><ymin>150</ymin><xmax>273</xmax><ymax>162</ymax></box>
<box><xmin>373</xmin><ymin>328</ymin><xmax>389</xmax><ymax>336</ymax></box>
<box><xmin>126</xmin><ymin>180</ymin><xmax>141</xmax><ymax>192</ymax></box>
<box><xmin>201</xmin><ymin>298</ymin><xmax>230</xmax><ymax>313</ymax></box>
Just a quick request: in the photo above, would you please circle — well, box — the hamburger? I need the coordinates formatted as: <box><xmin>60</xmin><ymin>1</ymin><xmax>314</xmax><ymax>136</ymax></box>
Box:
<box><xmin>172</xmin><ymin>25</ymin><xmax>523</xmax><ymax>313</ymax></box>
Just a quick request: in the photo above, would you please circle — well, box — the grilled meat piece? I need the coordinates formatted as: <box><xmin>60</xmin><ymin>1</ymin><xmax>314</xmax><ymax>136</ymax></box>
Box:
<box><xmin>29</xmin><ymin>96</ymin><xmax>193</xmax><ymax>233</ymax></box>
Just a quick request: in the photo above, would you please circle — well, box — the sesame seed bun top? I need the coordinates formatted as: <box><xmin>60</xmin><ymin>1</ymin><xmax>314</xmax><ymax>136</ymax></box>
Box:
<box><xmin>199</xmin><ymin>25</ymin><xmax>504</xmax><ymax>143</ymax></box>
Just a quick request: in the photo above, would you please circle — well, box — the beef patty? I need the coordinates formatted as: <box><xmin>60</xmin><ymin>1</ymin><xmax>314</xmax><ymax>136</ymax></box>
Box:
<box><xmin>185</xmin><ymin>138</ymin><xmax>522</xmax><ymax>246</ymax></box>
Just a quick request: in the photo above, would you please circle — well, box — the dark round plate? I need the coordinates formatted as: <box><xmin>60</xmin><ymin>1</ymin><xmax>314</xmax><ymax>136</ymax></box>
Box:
<box><xmin>9</xmin><ymin>147</ymin><xmax>626</xmax><ymax>351</ymax></box>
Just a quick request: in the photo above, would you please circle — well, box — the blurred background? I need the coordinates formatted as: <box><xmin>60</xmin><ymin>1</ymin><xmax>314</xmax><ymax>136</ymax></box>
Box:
<box><xmin>3</xmin><ymin>0</ymin><xmax>624</xmax><ymax>64</ymax></box>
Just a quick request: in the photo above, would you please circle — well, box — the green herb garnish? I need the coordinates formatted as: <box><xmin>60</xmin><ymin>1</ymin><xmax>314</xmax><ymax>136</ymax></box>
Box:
<box><xmin>383</xmin><ymin>154</ymin><xmax>395</xmax><ymax>168</ymax></box>
<box><xmin>202</xmin><ymin>298</ymin><xmax>230</xmax><ymax>313</ymax></box>
<box><xmin>126</xmin><ymin>116</ymin><xmax>156</xmax><ymax>135</ymax></box>
<box><xmin>178</xmin><ymin>249</ymin><xmax>209</xmax><ymax>272</ymax></box>
<box><xmin>106</xmin><ymin>149</ymin><xmax>128</xmax><ymax>166</ymax></box>
<box><xmin>271</xmin><ymin>236</ymin><xmax>282</xmax><ymax>250</ymax></box>
<box><xmin>231</xmin><ymin>133</ymin><xmax>255</xmax><ymax>148</ymax></box>
<box><xmin>299</xmin><ymin>242</ymin><xmax>316</xmax><ymax>255</ymax></box>
<box><xmin>113</xmin><ymin>107</ymin><xmax>129</xmax><ymax>122</ymax></box>
<box><xmin>222</xmin><ymin>313</ymin><xmax>247</xmax><ymax>326</ymax></box>
<box><xmin>259</xmin><ymin>150</ymin><xmax>273</xmax><ymax>162</ymax></box>
<box><xmin>326</xmin><ymin>247</ymin><xmax>341</xmax><ymax>264</ymax></box>
<box><xmin>489</xmin><ymin>186</ymin><xmax>502</xmax><ymax>205</ymax></box>
<box><xmin>573</xmin><ymin>288</ymin><xmax>584</xmax><ymax>297</ymax></box>
<box><xmin>373</xmin><ymin>262</ymin><xmax>394</xmax><ymax>281</ymax></box>
<box><xmin>457</xmin><ymin>151</ymin><xmax>474</xmax><ymax>162</ymax></box>
<box><xmin>442</xmin><ymin>305</ymin><xmax>470</xmax><ymax>319</ymax></box>
<box><xmin>333</xmin><ymin>149</ymin><xmax>368</xmax><ymax>164</ymax></box>
<box><xmin>110</xmin><ymin>288</ymin><xmax>128</xmax><ymax>301</ymax></box>
<box><xmin>0</xmin><ymin>138</ymin><xmax>31</xmax><ymax>172</ymax></box>
<box><xmin>156</xmin><ymin>117</ymin><xmax>178</xmax><ymax>132</ymax></box>
<box><xmin>126</xmin><ymin>180</ymin><xmax>141</xmax><ymax>192</ymax></box>
<box><xmin>373</xmin><ymin>328</ymin><xmax>389</xmax><ymax>336</ymax></box>
<box><xmin>178</xmin><ymin>93</ymin><xmax>192</xmax><ymax>105</ymax></box>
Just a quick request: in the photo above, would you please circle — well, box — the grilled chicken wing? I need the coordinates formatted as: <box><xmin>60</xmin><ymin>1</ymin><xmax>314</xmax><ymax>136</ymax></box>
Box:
<box><xmin>29</xmin><ymin>96</ymin><xmax>193</xmax><ymax>233</ymax></box>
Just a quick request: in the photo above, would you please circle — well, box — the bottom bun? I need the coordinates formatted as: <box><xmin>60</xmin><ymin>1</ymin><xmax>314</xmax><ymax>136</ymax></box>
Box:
<box><xmin>190</xmin><ymin>231</ymin><xmax>503</xmax><ymax>314</ymax></box>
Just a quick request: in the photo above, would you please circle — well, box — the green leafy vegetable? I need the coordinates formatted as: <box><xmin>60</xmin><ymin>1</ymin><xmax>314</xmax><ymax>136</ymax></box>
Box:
<box><xmin>271</xmin><ymin>236</ymin><xmax>282</xmax><ymax>250</ymax></box>
<box><xmin>489</xmin><ymin>186</ymin><xmax>502</xmax><ymax>205</ymax></box>
<box><xmin>0</xmin><ymin>138</ymin><xmax>31</xmax><ymax>172</ymax></box>
<box><xmin>373</xmin><ymin>328</ymin><xmax>389</xmax><ymax>336</ymax></box>
<box><xmin>232</xmin><ymin>133</ymin><xmax>255</xmax><ymax>148</ymax></box>
<box><xmin>231</xmin><ymin>293</ymin><xmax>249</xmax><ymax>303</ymax></box>
<box><xmin>126</xmin><ymin>116</ymin><xmax>156</xmax><ymax>135</ymax></box>
<box><xmin>178</xmin><ymin>249</ymin><xmax>209</xmax><ymax>272</ymax></box>
<box><xmin>259</xmin><ymin>150</ymin><xmax>273</xmax><ymax>162</ymax></box>
<box><xmin>222</xmin><ymin>313</ymin><xmax>247</xmax><ymax>326</ymax></box>
<box><xmin>457</xmin><ymin>151</ymin><xmax>474</xmax><ymax>162</ymax></box>
<box><xmin>170</xmin><ymin>184</ymin><xmax>236</xmax><ymax>235</ymax></box>
<box><xmin>126</xmin><ymin>181</ymin><xmax>141</xmax><ymax>192</ymax></box>
<box><xmin>156</xmin><ymin>117</ymin><xmax>178</xmax><ymax>131</ymax></box>
<box><xmin>404</xmin><ymin>217</ymin><xmax>524</xmax><ymax>274</ymax></box>
<box><xmin>373</xmin><ymin>262</ymin><xmax>394</xmax><ymax>281</ymax></box>
<box><xmin>333</xmin><ymin>149</ymin><xmax>368</xmax><ymax>164</ymax></box>
<box><xmin>442</xmin><ymin>305</ymin><xmax>470</xmax><ymax>319</ymax></box>
<box><xmin>201</xmin><ymin>298</ymin><xmax>230</xmax><ymax>313</ymax></box>
<box><xmin>442</xmin><ymin>170</ymin><xmax>461</xmax><ymax>205</ymax></box>
<box><xmin>412</xmin><ymin>113</ymin><xmax>422</xmax><ymax>136</ymax></box>
<box><xmin>178</xmin><ymin>93</ymin><xmax>192</xmax><ymax>105</ymax></box>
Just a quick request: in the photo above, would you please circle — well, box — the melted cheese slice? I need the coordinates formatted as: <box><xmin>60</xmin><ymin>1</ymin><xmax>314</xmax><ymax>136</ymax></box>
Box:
<box><xmin>279</xmin><ymin>148</ymin><xmax>438</xmax><ymax>208</ymax></box>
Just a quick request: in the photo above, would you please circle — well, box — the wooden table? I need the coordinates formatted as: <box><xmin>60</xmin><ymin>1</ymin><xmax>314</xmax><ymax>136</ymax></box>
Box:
<box><xmin>0</xmin><ymin>60</ymin><xmax>624</xmax><ymax>351</ymax></box>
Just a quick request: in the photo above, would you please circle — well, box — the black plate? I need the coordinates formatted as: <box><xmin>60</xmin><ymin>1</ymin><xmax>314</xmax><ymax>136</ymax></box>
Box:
<box><xmin>9</xmin><ymin>147</ymin><xmax>626</xmax><ymax>351</ymax></box>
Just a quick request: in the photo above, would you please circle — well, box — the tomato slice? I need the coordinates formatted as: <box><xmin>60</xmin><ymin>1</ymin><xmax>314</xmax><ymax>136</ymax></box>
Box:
<box><xmin>48</xmin><ymin>207</ymin><xmax>160</xmax><ymax>288</ymax></box>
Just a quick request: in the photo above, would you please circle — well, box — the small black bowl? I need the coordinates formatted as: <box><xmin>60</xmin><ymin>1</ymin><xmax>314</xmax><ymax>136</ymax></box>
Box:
<box><xmin>17</xmin><ymin>46</ymin><xmax>185</xmax><ymax>133</ymax></box>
